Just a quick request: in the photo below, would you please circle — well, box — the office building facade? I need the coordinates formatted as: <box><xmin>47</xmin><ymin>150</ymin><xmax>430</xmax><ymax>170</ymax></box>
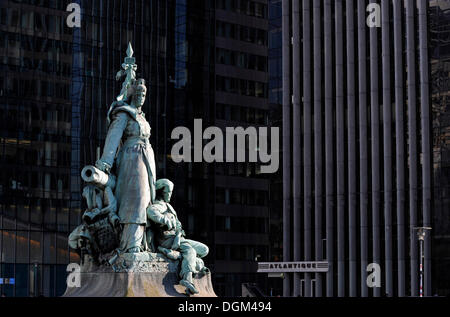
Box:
<box><xmin>281</xmin><ymin>0</ymin><xmax>438</xmax><ymax>297</ymax></box>
<box><xmin>430</xmin><ymin>0</ymin><xmax>450</xmax><ymax>297</ymax></box>
<box><xmin>212</xmin><ymin>0</ymin><xmax>271</xmax><ymax>296</ymax></box>
<box><xmin>0</xmin><ymin>0</ymin><xmax>83</xmax><ymax>296</ymax></box>
<box><xmin>0</xmin><ymin>0</ymin><xmax>208</xmax><ymax>296</ymax></box>
<box><xmin>0</xmin><ymin>0</ymin><xmax>274</xmax><ymax>297</ymax></box>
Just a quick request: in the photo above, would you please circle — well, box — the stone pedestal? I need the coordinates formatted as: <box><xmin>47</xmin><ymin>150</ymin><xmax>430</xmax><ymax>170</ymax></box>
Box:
<box><xmin>62</xmin><ymin>253</ymin><xmax>216</xmax><ymax>297</ymax></box>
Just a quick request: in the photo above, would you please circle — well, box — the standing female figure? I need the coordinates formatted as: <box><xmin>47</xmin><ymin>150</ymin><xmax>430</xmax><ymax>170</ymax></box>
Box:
<box><xmin>95</xmin><ymin>78</ymin><xmax>156</xmax><ymax>253</ymax></box>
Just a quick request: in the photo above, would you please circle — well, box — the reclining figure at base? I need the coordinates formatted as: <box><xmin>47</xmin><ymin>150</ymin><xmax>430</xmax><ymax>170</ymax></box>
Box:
<box><xmin>147</xmin><ymin>179</ymin><xmax>209</xmax><ymax>295</ymax></box>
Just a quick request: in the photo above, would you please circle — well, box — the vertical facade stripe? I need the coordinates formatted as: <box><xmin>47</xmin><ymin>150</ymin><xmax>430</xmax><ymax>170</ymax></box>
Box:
<box><xmin>346</xmin><ymin>0</ymin><xmax>358</xmax><ymax>297</ymax></box>
<box><xmin>381</xmin><ymin>0</ymin><xmax>393</xmax><ymax>297</ymax></box>
<box><xmin>281</xmin><ymin>0</ymin><xmax>291</xmax><ymax>297</ymax></box>
<box><xmin>302</xmin><ymin>0</ymin><xmax>313</xmax><ymax>298</ymax></box>
<box><xmin>369</xmin><ymin>0</ymin><xmax>381</xmax><ymax>298</ymax></box>
<box><xmin>313</xmin><ymin>0</ymin><xmax>323</xmax><ymax>297</ymax></box>
<box><xmin>292</xmin><ymin>0</ymin><xmax>302</xmax><ymax>297</ymax></box>
<box><xmin>323</xmin><ymin>0</ymin><xmax>334</xmax><ymax>297</ymax></box>
<box><xmin>335</xmin><ymin>0</ymin><xmax>346</xmax><ymax>297</ymax></box>
<box><xmin>393</xmin><ymin>0</ymin><xmax>406</xmax><ymax>297</ymax></box>
<box><xmin>418</xmin><ymin>0</ymin><xmax>432</xmax><ymax>296</ymax></box>
<box><xmin>406</xmin><ymin>0</ymin><xmax>419</xmax><ymax>297</ymax></box>
<box><xmin>357</xmin><ymin>0</ymin><xmax>369</xmax><ymax>298</ymax></box>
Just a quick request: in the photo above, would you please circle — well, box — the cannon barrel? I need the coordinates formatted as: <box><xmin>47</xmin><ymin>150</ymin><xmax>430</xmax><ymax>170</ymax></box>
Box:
<box><xmin>81</xmin><ymin>165</ymin><xmax>116</xmax><ymax>189</ymax></box>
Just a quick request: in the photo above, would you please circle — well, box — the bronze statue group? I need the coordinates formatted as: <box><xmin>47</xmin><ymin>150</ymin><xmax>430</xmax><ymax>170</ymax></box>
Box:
<box><xmin>69</xmin><ymin>44</ymin><xmax>209</xmax><ymax>296</ymax></box>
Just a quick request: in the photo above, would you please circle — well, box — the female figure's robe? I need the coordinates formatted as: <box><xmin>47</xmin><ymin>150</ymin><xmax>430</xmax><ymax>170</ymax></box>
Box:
<box><xmin>98</xmin><ymin>104</ymin><xmax>156</xmax><ymax>251</ymax></box>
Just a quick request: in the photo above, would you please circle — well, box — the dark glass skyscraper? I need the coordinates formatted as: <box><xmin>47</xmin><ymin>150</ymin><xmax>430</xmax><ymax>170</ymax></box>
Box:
<box><xmin>0</xmin><ymin>0</ymin><xmax>210</xmax><ymax>297</ymax></box>
<box><xmin>0</xmin><ymin>0</ymin><xmax>274</xmax><ymax>297</ymax></box>
<box><xmin>212</xmin><ymin>0</ymin><xmax>271</xmax><ymax>297</ymax></box>
<box><xmin>1</xmin><ymin>0</ymin><xmax>83</xmax><ymax>297</ymax></box>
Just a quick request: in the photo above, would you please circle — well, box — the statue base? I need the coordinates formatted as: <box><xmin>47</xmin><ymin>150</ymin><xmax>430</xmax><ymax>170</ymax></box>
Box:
<box><xmin>62</xmin><ymin>252</ymin><xmax>216</xmax><ymax>297</ymax></box>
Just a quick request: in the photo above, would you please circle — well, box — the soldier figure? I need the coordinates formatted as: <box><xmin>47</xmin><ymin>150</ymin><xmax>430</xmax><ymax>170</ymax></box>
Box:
<box><xmin>147</xmin><ymin>179</ymin><xmax>209</xmax><ymax>295</ymax></box>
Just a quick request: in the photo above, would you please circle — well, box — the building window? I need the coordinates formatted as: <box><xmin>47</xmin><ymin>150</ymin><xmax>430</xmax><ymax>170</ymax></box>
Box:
<box><xmin>216</xmin><ymin>187</ymin><xmax>225</xmax><ymax>203</ymax></box>
<box><xmin>215</xmin><ymin>103</ymin><xmax>268</xmax><ymax>126</ymax></box>
<box><xmin>216</xmin><ymin>20</ymin><xmax>267</xmax><ymax>46</ymax></box>
<box><xmin>225</xmin><ymin>216</ymin><xmax>231</xmax><ymax>231</ymax></box>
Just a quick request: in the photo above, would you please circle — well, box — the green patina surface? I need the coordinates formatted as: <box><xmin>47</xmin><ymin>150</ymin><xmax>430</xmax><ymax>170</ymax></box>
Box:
<box><xmin>66</xmin><ymin>43</ymin><xmax>213</xmax><ymax>297</ymax></box>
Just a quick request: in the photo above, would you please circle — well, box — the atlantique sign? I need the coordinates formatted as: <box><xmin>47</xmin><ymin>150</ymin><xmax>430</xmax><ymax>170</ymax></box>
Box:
<box><xmin>257</xmin><ymin>261</ymin><xmax>329</xmax><ymax>273</ymax></box>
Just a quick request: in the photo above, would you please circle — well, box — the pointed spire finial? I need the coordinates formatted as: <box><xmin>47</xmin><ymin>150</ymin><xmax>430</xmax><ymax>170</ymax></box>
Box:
<box><xmin>114</xmin><ymin>42</ymin><xmax>137</xmax><ymax>102</ymax></box>
<box><xmin>126</xmin><ymin>42</ymin><xmax>134</xmax><ymax>58</ymax></box>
